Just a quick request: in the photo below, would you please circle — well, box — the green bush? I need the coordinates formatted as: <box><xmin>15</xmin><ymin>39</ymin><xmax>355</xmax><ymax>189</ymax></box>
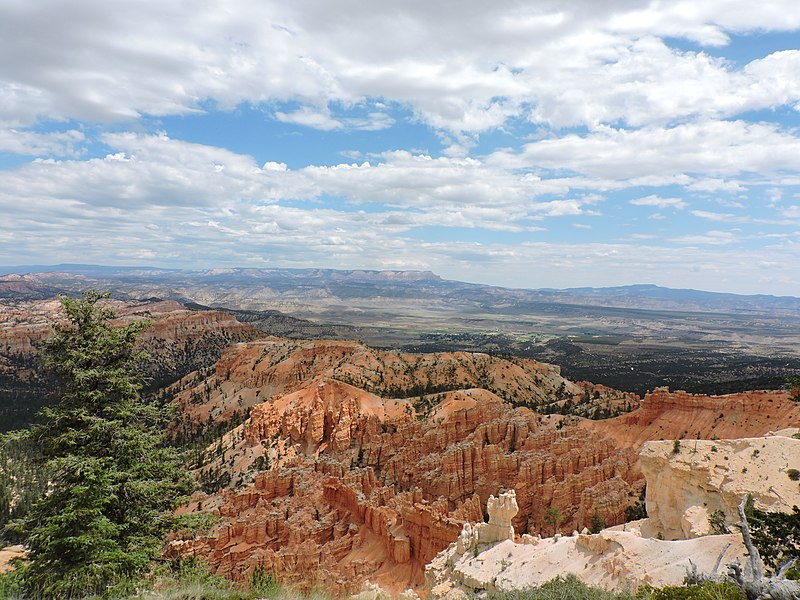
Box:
<box><xmin>0</xmin><ymin>568</ymin><xmax>23</xmax><ymax>600</ymax></box>
<box><xmin>489</xmin><ymin>575</ymin><xmax>636</xmax><ymax>599</ymax></box>
<box><xmin>249</xmin><ymin>566</ymin><xmax>281</xmax><ymax>598</ymax></box>
<box><xmin>637</xmin><ymin>581</ymin><xmax>746</xmax><ymax>600</ymax></box>
<box><xmin>787</xmin><ymin>468</ymin><xmax>800</xmax><ymax>481</ymax></box>
<box><xmin>708</xmin><ymin>509</ymin><xmax>729</xmax><ymax>534</ymax></box>
<box><xmin>590</xmin><ymin>511</ymin><xmax>607</xmax><ymax>534</ymax></box>
<box><xmin>487</xmin><ymin>577</ymin><xmax>749</xmax><ymax>600</ymax></box>
<box><xmin>747</xmin><ymin>503</ymin><xmax>800</xmax><ymax>571</ymax></box>
<box><xmin>139</xmin><ymin>557</ymin><xmax>254</xmax><ymax>600</ymax></box>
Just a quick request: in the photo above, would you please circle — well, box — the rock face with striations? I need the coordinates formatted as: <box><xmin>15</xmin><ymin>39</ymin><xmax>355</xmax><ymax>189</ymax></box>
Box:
<box><xmin>588</xmin><ymin>387</ymin><xmax>800</xmax><ymax>448</ymax></box>
<box><xmin>426</xmin><ymin>432</ymin><xmax>800</xmax><ymax>597</ymax></box>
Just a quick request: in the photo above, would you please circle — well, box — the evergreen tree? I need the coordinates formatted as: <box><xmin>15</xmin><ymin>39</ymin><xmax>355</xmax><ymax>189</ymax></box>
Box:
<box><xmin>788</xmin><ymin>374</ymin><xmax>800</xmax><ymax>403</ymax></box>
<box><xmin>590</xmin><ymin>510</ymin><xmax>606</xmax><ymax>534</ymax></box>
<box><xmin>8</xmin><ymin>291</ymin><xmax>192</xmax><ymax>598</ymax></box>
<box><xmin>544</xmin><ymin>506</ymin><xmax>563</xmax><ymax>536</ymax></box>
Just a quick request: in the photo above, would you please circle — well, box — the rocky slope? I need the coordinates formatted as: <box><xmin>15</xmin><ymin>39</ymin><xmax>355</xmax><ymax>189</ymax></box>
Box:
<box><xmin>171</xmin><ymin>337</ymin><xmax>634</xmax><ymax>432</ymax></box>
<box><xmin>0</xmin><ymin>298</ymin><xmax>260</xmax><ymax>430</ymax></box>
<box><xmin>168</xmin><ymin>338</ymin><xmax>800</xmax><ymax>595</ymax></box>
<box><xmin>426</xmin><ymin>431</ymin><xmax>800</xmax><ymax>597</ymax></box>
<box><xmin>169</xmin><ymin>340</ymin><xmax>644</xmax><ymax>594</ymax></box>
<box><xmin>640</xmin><ymin>433</ymin><xmax>800</xmax><ymax>540</ymax></box>
<box><xmin>588</xmin><ymin>387</ymin><xmax>800</xmax><ymax>448</ymax></box>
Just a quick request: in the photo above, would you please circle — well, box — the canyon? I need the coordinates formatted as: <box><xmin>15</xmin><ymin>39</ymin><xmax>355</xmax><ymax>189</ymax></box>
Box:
<box><xmin>168</xmin><ymin>338</ymin><xmax>800</xmax><ymax>596</ymax></box>
<box><xmin>0</xmin><ymin>297</ymin><xmax>260</xmax><ymax>429</ymax></box>
<box><xmin>4</xmin><ymin>266</ymin><xmax>800</xmax><ymax>397</ymax></box>
<box><xmin>426</xmin><ymin>430</ymin><xmax>800</xmax><ymax>596</ymax></box>
<box><xmin>1</xmin><ymin>292</ymin><xmax>798</xmax><ymax>596</ymax></box>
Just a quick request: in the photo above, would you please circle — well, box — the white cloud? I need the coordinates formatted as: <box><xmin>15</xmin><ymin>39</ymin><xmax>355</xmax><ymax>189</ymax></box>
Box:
<box><xmin>0</xmin><ymin>128</ymin><xmax>85</xmax><ymax>156</ymax></box>
<box><xmin>782</xmin><ymin>205</ymin><xmax>800</xmax><ymax>218</ymax></box>
<box><xmin>275</xmin><ymin>107</ymin><xmax>343</xmax><ymax>130</ymax></box>
<box><xmin>495</xmin><ymin>120</ymin><xmax>800</xmax><ymax>182</ymax></box>
<box><xmin>1</xmin><ymin>1</ymin><xmax>800</xmax><ymax>134</ymax></box>
<box><xmin>687</xmin><ymin>178</ymin><xmax>745</xmax><ymax>193</ymax></box>
<box><xmin>691</xmin><ymin>209</ymin><xmax>739</xmax><ymax>222</ymax></box>
<box><xmin>671</xmin><ymin>230</ymin><xmax>739</xmax><ymax>245</ymax></box>
<box><xmin>1</xmin><ymin>130</ymin><xmax>799</xmax><ymax>295</ymax></box>
<box><xmin>630</xmin><ymin>195</ymin><xmax>687</xmax><ymax>209</ymax></box>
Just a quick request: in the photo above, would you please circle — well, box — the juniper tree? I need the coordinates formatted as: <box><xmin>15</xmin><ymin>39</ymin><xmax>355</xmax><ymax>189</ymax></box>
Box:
<box><xmin>8</xmin><ymin>291</ymin><xmax>192</xmax><ymax>598</ymax></box>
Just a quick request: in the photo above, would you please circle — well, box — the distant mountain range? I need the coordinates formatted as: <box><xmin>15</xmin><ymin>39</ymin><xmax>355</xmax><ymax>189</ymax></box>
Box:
<box><xmin>3</xmin><ymin>263</ymin><xmax>800</xmax><ymax>396</ymax></box>
<box><xmin>1</xmin><ymin>263</ymin><xmax>799</xmax><ymax>317</ymax></box>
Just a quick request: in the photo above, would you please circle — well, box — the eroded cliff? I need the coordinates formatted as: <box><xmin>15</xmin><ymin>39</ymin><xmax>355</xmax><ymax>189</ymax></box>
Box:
<box><xmin>168</xmin><ymin>340</ymin><xmax>800</xmax><ymax>595</ymax></box>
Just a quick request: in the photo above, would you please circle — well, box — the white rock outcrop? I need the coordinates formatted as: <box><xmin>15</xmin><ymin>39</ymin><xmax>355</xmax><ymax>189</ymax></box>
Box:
<box><xmin>427</xmin><ymin>527</ymin><xmax>749</xmax><ymax>597</ymax></box>
<box><xmin>640</xmin><ymin>434</ymin><xmax>800</xmax><ymax>540</ymax></box>
<box><xmin>454</xmin><ymin>489</ymin><xmax>519</xmax><ymax>554</ymax></box>
<box><xmin>426</xmin><ymin>432</ymin><xmax>800</xmax><ymax>597</ymax></box>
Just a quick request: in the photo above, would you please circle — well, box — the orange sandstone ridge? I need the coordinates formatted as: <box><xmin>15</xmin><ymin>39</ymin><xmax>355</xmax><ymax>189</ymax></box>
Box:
<box><xmin>172</xmin><ymin>337</ymin><xmax>634</xmax><ymax>429</ymax></box>
<box><xmin>587</xmin><ymin>386</ymin><xmax>800</xmax><ymax>448</ymax></box>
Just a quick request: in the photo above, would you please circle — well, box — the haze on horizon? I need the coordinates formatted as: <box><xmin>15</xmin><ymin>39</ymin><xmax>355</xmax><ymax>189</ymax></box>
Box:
<box><xmin>1</xmin><ymin>1</ymin><xmax>800</xmax><ymax>296</ymax></box>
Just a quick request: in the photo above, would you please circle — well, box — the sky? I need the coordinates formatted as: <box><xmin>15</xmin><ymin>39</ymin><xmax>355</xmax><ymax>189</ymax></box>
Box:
<box><xmin>1</xmin><ymin>1</ymin><xmax>800</xmax><ymax>296</ymax></box>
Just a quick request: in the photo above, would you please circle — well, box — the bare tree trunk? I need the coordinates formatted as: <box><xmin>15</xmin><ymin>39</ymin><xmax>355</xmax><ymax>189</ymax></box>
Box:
<box><xmin>737</xmin><ymin>496</ymin><xmax>764</xmax><ymax>582</ymax></box>
<box><xmin>728</xmin><ymin>496</ymin><xmax>800</xmax><ymax>600</ymax></box>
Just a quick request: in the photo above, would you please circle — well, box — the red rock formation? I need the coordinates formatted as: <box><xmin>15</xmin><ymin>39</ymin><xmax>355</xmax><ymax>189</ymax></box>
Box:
<box><xmin>174</xmin><ymin>338</ymin><xmax>630</xmax><ymax>430</ymax></box>
<box><xmin>0</xmin><ymin>298</ymin><xmax>257</xmax><ymax>361</ymax></box>
<box><xmin>587</xmin><ymin>387</ymin><xmax>800</xmax><ymax>448</ymax></box>
<box><xmin>172</xmin><ymin>341</ymin><xmax>645</xmax><ymax>594</ymax></box>
<box><xmin>169</xmin><ymin>341</ymin><xmax>799</xmax><ymax>596</ymax></box>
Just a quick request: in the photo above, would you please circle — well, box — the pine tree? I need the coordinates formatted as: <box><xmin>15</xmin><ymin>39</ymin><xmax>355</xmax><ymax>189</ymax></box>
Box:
<box><xmin>544</xmin><ymin>506</ymin><xmax>563</xmax><ymax>536</ymax></box>
<box><xmin>8</xmin><ymin>291</ymin><xmax>192</xmax><ymax>598</ymax></box>
<box><xmin>590</xmin><ymin>510</ymin><xmax>606</xmax><ymax>534</ymax></box>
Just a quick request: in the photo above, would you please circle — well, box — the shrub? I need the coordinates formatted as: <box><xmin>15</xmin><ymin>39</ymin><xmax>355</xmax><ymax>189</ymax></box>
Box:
<box><xmin>249</xmin><ymin>566</ymin><xmax>281</xmax><ymax>598</ymax></box>
<box><xmin>625</xmin><ymin>487</ymin><xmax>647</xmax><ymax>522</ymax></box>
<box><xmin>637</xmin><ymin>581</ymin><xmax>746</xmax><ymax>600</ymax></box>
<box><xmin>590</xmin><ymin>511</ymin><xmax>606</xmax><ymax>534</ymax></box>
<box><xmin>747</xmin><ymin>504</ymin><xmax>800</xmax><ymax>571</ymax></box>
<box><xmin>708</xmin><ymin>509</ymin><xmax>729</xmax><ymax>535</ymax></box>
<box><xmin>489</xmin><ymin>574</ymin><xmax>635</xmax><ymax>599</ymax></box>
<box><xmin>788</xmin><ymin>468</ymin><xmax>800</xmax><ymax>481</ymax></box>
<box><xmin>544</xmin><ymin>507</ymin><xmax>563</xmax><ymax>536</ymax></box>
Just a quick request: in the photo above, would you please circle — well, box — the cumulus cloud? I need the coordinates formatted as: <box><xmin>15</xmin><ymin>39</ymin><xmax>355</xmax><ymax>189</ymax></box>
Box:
<box><xmin>671</xmin><ymin>230</ymin><xmax>741</xmax><ymax>246</ymax></box>
<box><xmin>630</xmin><ymin>195</ymin><xmax>687</xmax><ymax>210</ymax></box>
<box><xmin>0</xmin><ymin>128</ymin><xmax>85</xmax><ymax>156</ymax></box>
<box><xmin>1</xmin><ymin>2</ymin><xmax>800</xmax><ymax>295</ymax></box>
<box><xmin>495</xmin><ymin>120</ymin><xmax>800</xmax><ymax>181</ymax></box>
<box><xmin>2</xmin><ymin>0</ymin><xmax>800</xmax><ymax>134</ymax></box>
<box><xmin>1</xmin><ymin>127</ymin><xmax>799</xmax><ymax>293</ymax></box>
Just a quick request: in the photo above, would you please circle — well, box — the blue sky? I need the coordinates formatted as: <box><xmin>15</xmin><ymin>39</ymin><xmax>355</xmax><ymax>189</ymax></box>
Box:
<box><xmin>1</xmin><ymin>1</ymin><xmax>800</xmax><ymax>295</ymax></box>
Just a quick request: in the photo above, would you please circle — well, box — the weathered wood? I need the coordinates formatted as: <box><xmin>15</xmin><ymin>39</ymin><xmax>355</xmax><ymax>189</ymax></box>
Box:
<box><xmin>727</xmin><ymin>496</ymin><xmax>800</xmax><ymax>600</ymax></box>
